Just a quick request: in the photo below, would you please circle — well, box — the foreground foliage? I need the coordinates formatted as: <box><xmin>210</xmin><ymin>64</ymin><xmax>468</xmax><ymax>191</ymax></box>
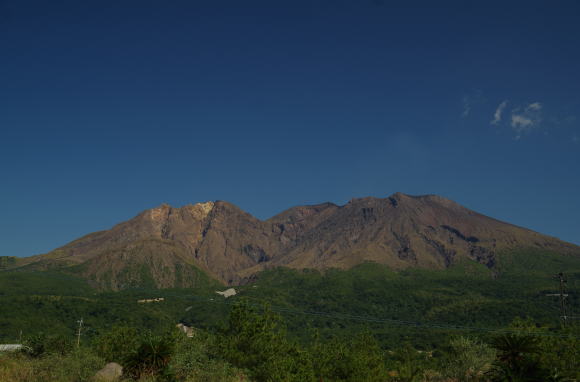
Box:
<box><xmin>1</xmin><ymin>303</ymin><xmax>578</xmax><ymax>382</ymax></box>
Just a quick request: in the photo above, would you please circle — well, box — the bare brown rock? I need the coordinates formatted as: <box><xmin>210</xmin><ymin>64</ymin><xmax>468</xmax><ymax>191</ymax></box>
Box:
<box><xmin>15</xmin><ymin>193</ymin><xmax>580</xmax><ymax>288</ymax></box>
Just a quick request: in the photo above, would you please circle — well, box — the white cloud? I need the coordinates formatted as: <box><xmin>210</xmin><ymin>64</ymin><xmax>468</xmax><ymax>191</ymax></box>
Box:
<box><xmin>511</xmin><ymin>114</ymin><xmax>534</xmax><ymax>128</ymax></box>
<box><xmin>526</xmin><ymin>102</ymin><xmax>542</xmax><ymax>111</ymax></box>
<box><xmin>508</xmin><ymin>102</ymin><xmax>543</xmax><ymax>137</ymax></box>
<box><xmin>490</xmin><ymin>99</ymin><xmax>577</xmax><ymax>143</ymax></box>
<box><xmin>491</xmin><ymin>100</ymin><xmax>508</xmax><ymax>125</ymax></box>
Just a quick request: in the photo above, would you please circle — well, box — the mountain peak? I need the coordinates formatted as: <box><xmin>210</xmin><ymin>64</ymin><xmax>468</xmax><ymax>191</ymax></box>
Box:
<box><xmin>147</xmin><ymin>203</ymin><xmax>172</xmax><ymax>223</ymax></box>
<box><xmin>386</xmin><ymin>192</ymin><xmax>464</xmax><ymax>209</ymax></box>
<box><xmin>18</xmin><ymin>193</ymin><xmax>580</xmax><ymax>289</ymax></box>
<box><xmin>347</xmin><ymin>196</ymin><xmax>380</xmax><ymax>205</ymax></box>
<box><xmin>186</xmin><ymin>201</ymin><xmax>215</xmax><ymax>219</ymax></box>
<box><xmin>389</xmin><ymin>192</ymin><xmax>445</xmax><ymax>201</ymax></box>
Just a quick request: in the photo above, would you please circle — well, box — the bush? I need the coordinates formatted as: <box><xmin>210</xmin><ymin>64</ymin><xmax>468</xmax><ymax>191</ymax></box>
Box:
<box><xmin>443</xmin><ymin>336</ymin><xmax>496</xmax><ymax>381</ymax></box>
<box><xmin>385</xmin><ymin>343</ymin><xmax>430</xmax><ymax>382</ymax></box>
<box><xmin>95</xmin><ymin>326</ymin><xmax>139</xmax><ymax>363</ymax></box>
<box><xmin>123</xmin><ymin>332</ymin><xmax>174</xmax><ymax>380</ymax></box>
<box><xmin>23</xmin><ymin>333</ymin><xmax>73</xmax><ymax>358</ymax></box>
<box><xmin>170</xmin><ymin>330</ymin><xmax>246</xmax><ymax>381</ymax></box>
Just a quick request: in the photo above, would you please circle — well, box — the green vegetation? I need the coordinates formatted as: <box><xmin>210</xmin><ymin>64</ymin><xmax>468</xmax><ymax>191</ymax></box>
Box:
<box><xmin>0</xmin><ymin>249</ymin><xmax>579</xmax><ymax>380</ymax></box>
<box><xmin>0</xmin><ymin>303</ymin><xmax>578</xmax><ymax>381</ymax></box>
<box><xmin>0</xmin><ymin>270</ymin><xmax>92</xmax><ymax>296</ymax></box>
<box><xmin>1</xmin><ymin>252</ymin><xmax>579</xmax><ymax>347</ymax></box>
<box><xmin>221</xmin><ymin>253</ymin><xmax>579</xmax><ymax>347</ymax></box>
<box><xmin>443</xmin><ymin>336</ymin><xmax>496</xmax><ymax>381</ymax></box>
<box><xmin>0</xmin><ymin>256</ymin><xmax>17</xmax><ymax>270</ymax></box>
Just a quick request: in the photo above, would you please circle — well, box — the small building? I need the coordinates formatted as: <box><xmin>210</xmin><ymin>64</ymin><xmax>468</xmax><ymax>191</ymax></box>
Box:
<box><xmin>137</xmin><ymin>297</ymin><xmax>165</xmax><ymax>303</ymax></box>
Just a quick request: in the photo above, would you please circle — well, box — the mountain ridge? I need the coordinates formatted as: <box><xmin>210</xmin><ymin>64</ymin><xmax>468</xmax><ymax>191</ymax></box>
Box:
<box><xmin>7</xmin><ymin>193</ymin><xmax>579</xmax><ymax>289</ymax></box>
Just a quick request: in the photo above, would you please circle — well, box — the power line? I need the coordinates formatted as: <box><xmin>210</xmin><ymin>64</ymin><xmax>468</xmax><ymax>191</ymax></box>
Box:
<box><xmin>2</xmin><ymin>271</ymin><xmax>578</xmax><ymax>339</ymax></box>
<box><xmin>175</xmin><ymin>293</ymin><xmax>580</xmax><ymax>339</ymax></box>
<box><xmin>43</xmin><ymin>288</ymin><xmax>575</xmax><ymax>339</ymax></box>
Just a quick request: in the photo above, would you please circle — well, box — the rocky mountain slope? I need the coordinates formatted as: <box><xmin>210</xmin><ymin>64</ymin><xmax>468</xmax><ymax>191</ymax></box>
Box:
<box><xmin>10</xmin><ymin>193</ymin><xmax>580</xmax><ymax>289</ymax></box>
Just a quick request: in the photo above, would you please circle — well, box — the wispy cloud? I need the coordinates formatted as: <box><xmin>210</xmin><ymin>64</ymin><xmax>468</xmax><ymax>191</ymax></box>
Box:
<box><xmin>491</xmin><ymin>100</ymin><xmax>508</xmax><ymax>125</ymax></box>
<box><xmin>508</xmin><ymin>102</ymin><xmax>543</xmax><ymax>139</ymax></box>
<box><xmin>527</xmin><ymin>102</ymin><xmax>542</xmax><ymax>111</ymax></box>
<box><xmin>490</xmin><ymin>98</ymin><xmax>578</xmax><ymax>143</ymax></box>
<box><xmin>511</xmin><ymin>114</ymin><xmax>534</xmax><ymax>128</ymax></box>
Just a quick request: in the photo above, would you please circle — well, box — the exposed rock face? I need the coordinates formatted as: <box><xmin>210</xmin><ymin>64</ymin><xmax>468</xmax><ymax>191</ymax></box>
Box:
<box><xmin>265</xmin><ymin>193</ymin><xmax>561</xmax><ymax>272</ymax></box>
<box><xmin>15</xmin><ymin>194</ymin><xmax>580</xmax><ymax>288</ymax></box>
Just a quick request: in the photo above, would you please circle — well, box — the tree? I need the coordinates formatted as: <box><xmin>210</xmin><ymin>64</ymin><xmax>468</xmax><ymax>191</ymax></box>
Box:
<box><xmin>498</xmin><ymin>318</ymin><xmax>580</xmax><ymax>381</ymax></box>
<box><xmin>217</xmin><ymin>301</ymin><xmax>315</xmax><ymax>382</ymax></box>
<box><xmin>310</xmin><ymin>331</ymin><xmax>388</xmax><ymax>382</ymax></box>
<box><xmin>488</xmin><ymin>333</ymin><xmax>550</xmax><ymax>382</ymax></box>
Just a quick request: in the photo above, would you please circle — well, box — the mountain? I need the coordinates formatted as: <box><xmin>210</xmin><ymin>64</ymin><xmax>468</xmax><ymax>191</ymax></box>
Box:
<box><xmin>7</xmin><ymin>193</ymin><xmax>579</xmax><ymax>289</ymax></box>
<box><xmin>264</xmin><ymin>193</ymin><xmax>578</xmax><ymax>272</ymax></box>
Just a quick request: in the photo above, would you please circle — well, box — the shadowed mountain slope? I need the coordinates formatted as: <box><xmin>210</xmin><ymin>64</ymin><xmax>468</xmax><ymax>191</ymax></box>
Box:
<box><xmin>9</xmin><ymin>193</ymin><xmax>579</xmax><ymax>289</ymax></box>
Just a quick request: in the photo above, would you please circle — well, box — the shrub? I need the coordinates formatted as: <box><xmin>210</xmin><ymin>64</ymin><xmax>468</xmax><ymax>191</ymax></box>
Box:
<box><xmin>123</xmin><ymin>332</ymin><xmax>174</xmax><ymax>380</ymax></box>
<box><xmin>443</xmin><ymin>336</ymin><xmax>496</xmax><ymax>381</ymax></box>
<box><xmin>95</xmin><ymin>326</ymin><xmax>139</xmax><ymax>363</ymax></box>
<box><xmin>385</xmin><ymin>343</ymin><xmax>430</xmax><ymax>382</ymax></box>
<box><xmin>23</xmin><ymin>333</ymin><xmax>73</xmax><ymax>358</ymax></box>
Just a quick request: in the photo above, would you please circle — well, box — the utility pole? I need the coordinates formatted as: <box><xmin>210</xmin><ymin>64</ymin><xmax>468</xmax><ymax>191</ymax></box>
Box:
<box><xmin>546</xmin><ymin>273</ymin><xmax>569</xmax><ymax>325</ymax></box>
<box><xmin>76</xmin><ymin>318</ymin><xmax>83</xmax><ymax>348</ymax></box>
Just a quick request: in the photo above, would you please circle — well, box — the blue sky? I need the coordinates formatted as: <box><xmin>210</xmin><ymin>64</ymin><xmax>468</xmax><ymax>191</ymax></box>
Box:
<box><xmin>1</xmin><ymin>0</ymin><xmax>579</xmax><ymax>257</ymax></box>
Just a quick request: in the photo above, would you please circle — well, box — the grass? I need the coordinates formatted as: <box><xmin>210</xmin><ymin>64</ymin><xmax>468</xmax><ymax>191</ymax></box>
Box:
<box><xmin>0</xmin><ymin>350</ymin><xmax>105</xmax><ymax>382</ymax></box>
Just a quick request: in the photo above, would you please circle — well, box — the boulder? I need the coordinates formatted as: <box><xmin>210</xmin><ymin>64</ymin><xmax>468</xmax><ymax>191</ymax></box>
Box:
<box><xmin>94</xmin><ymin>362</ymin><xmax>123</xmax><ymax>381</ymax></box>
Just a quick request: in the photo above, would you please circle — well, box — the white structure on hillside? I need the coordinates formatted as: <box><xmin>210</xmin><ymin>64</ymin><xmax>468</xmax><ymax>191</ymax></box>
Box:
<box><xmin>0</xmin><ymin>344</ymin><xmax>23</xmax><ymax>352</ymax></box>
<box><xmin>176</xmin><ymin>323</ymin><xmax>195</xmax><ymax>337</ymax></box>
<box><xmin>216</xmin><ymin>288</ymin><xmax>237</xmax><ymax>298</ymax></box>
<box><xmin>137</xmin><ymin>297</ymin><xmax>165</xmax><ymax>303</ymax></box>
